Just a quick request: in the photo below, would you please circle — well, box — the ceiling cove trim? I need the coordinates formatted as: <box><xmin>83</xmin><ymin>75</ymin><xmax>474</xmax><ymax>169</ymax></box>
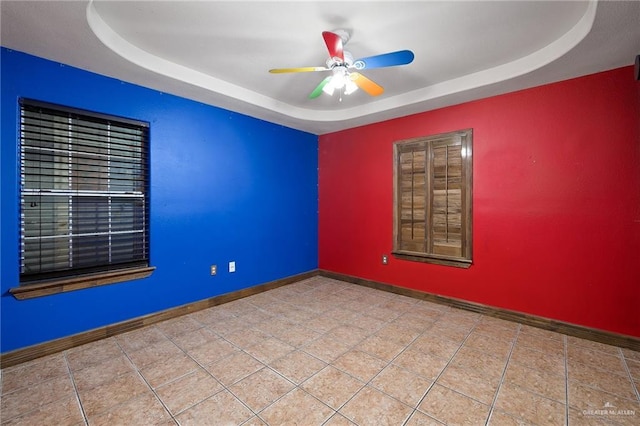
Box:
<box><xmin>86</xmin><ymin>0</ymin><xmax>597</xmax><ymax>123</ymax></box>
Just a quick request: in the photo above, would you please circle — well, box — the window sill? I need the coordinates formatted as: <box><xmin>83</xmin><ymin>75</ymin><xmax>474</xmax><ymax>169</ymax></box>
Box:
<box><xmin>10</xmin><ymin>266</ymin><xmax>156</xmax><ymax>300</ymax></box>
<box><xmin>392</xmin><ymin>251</ymin><xmax>472</xmax><ymax>269</ymax></box>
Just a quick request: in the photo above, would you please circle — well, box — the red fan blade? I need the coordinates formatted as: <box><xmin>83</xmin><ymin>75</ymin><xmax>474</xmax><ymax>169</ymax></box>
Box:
<box><xmin>322</xmin><ymin>31</ymin><xmax>344</xmax><ymax>61</ymax></box>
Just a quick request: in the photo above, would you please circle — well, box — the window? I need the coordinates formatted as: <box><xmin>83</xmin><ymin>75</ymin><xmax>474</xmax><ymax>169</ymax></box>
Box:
<box><xmin>17</xmin><ymin>99</ymin><xmax>151</xmax><ymax>291</ymax></box>
<box><xmin>393</xmin><ymin>129</ymin><xmax>472</xmax><ymax>268</ymax></box>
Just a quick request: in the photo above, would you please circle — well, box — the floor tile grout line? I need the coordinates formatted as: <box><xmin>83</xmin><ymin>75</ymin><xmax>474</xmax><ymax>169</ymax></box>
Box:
<box><xmin>114</xmin><ymin>337</ymin><xmax>181</xmax><ymax>425</ymax></box>
<box><xmin>401</xmin><ymin>316</ymin><xmax>483</xmax><ymax>426</ymax></box>
<box><xmin>484</xmin><ymin>323</ymin><xmax>522</xmax><ymax>426</ymax></box>
<box><xmin>620</xmin><ymin>347</ymin><xmax>640</xmax><ymax>402</ymax></box>
<box><xmin>63</xmin><ymin>351</ymin><xmax>89</xmax><ymax>426</ymax></box>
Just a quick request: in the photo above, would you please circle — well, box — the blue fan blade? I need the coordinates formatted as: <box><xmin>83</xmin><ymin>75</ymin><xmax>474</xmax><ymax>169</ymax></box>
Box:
<box><xmin>353</xmin><ymin>50</ymin><xmax>415</xmax><ymax>70</ymax></box>
<box><xmin>309</xmin><ymin>76</ymin><xmax>332</xmax><ymax>99</ymax></box>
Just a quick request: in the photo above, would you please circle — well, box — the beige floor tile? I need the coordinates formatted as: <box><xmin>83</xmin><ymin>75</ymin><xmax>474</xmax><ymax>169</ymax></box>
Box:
<box><xmin>244</xmin><ymin>337</ymin><xmax>295</xmax><ymax>364</ymax></box>
<box><xmin>449</xmin><ymin>346</ymin><xmax>507</xmax><ymax>380</ymax></box>
<box><xmin>510</xmin><ymin>344</ymin><xmax>566</xmax><ymax>376</ymax></box>
<box><xmin>622</xmin><ymin>348</ymin><xmax>640</xmax><ymax>363</ymax></box>
<box><xmin>356</xmin><ymin>334</ymin><xmax>405</xmax><ymax>362</ymax></box>
<box><xmin>303</xmin><ymin>315</ymin><xmax>344</xmax><ymax>333</ymax></box>
<box><xmin>404</xmin><ymin>410</ymin><xmax>446</xmax><ymax>425</ymax></box>
<box><xmin>223</xmin><ymin>327</ymin><xmax>270</xmax><ymax>349</ymax></box>
<box><xmin>348</xmin><ymin>314</ymin><xmax>387</xmax><ymax>334</ymax></box>
<box><xmin>503</xmin><ymin>361</ymin><xmax>566</xmax><ymax>403</ymax></box>
<box><xmin>567</xmin><ymin>345</ymin><xmax>628</xmax><ymax>376</ymax></box>
<box><xmin>419</xmin><ymin>384</ymin><xmax>490</xmax><ymax>425</ymax></box>
<box><xmin>268</xmin><ymin>323</ymin><xmax>322</xmax><ymax>348</ymax></box>
<box><xmin>156</xmin><ymin>315</ymin><xmax>203</xmax><ymax>339</ymax></box>
<box><xmin>87</xmin><ymin>392</ymin><xmax>170</xmax><ymax>426</ymax></box>
<box><xmin>139</xmin><ymin>352</ymin><xmax>200</xmax><ymax>389</ymax></box>
<box><xmin>436</xmin><ymin>363</ymin><xmax>500</xmax><ymax>405</ymax></box>
<box><xmin>259</xmin><ymin>388</ymin><xmax>334</xmax><ymax>425</ymax></box>
<box><xmin>186</xmin><ymin>337</ymin><xmax>239</xmax><ymax>365</ymax></box>
<box><xmin>567</xmin><ymin>336</ymin><xmax>622</xmax><ymax>356</ymax></box>
<box><xmin>568</xmin><ymin>380</ymin><xmax>640</xmax><ymax>412</ymax></box>
<box><xmin>156</xmin><ymin>367</ymin><xmax>223</xmax><ymax>415</ymax></box>
<box><xmin>626</xmin><ymin>358</ymin><xmax>640</xmax><ymax>381</ymax></box>
<box><xmin>116</xmin><ymin>326</ymin><xmax>168</xmax><ymax>353</ymax></box>
<box><xmin>374</xmin><ymin>323</ymin><xmax>421</xmax><ymax>346</ymax></box>
<box><xmin>332</xmin><ymin>349</ymin><xmax>387</xmax><ymax>382</ymax></box>
<box><xmin>268</xmin><ymin>350</ymin><xmax>327</xmax><ymax>385</ymax></box>
<box><xmin>170</xmin><ymin>326</ymin><xmax>219</xmax><ymax>352</ymax></box>
<box><xmin>370</xmin><ymin>363</ymin><xmax>433</xmax><ymax>407</ymax></box>
<box><xmin>302</xmin><ymin>335</ymin><xmax>351</xmax><ymax>363</ymax></box>
<box><xmin>66</xmin><ymin>338</ymin><xmax>124</xmax><ymax>371</ymax></box>
<box><xmin>409</xmin><ymin>334</ymin><xmax>461</xmax><ymax>360</ymax></box>
<box><xmin>393</xmin><ymin>311</ymin><xmax>439</xmax><ymax>331</ymax></box>
<box><xmin>242</xmin><ymin>415</ymin><xmax>267</xmax><ymax>425</ymax></box>
<box><xmin>495</xmin><ymin>383</ymin><xmax>566</xmax><ymax>425</ymax></box>
<box><xmin>393</xmin><ymin>348</ymin><xmax>449</xmax><ymax>380</ymax></box>
<box><xmin>323</xmin><ymin>413</ymin><xmax>358</xmax><ymax>425</ymax></box>
<box><xmin>72</xmin><ymin>354</ymin><xmax>135</xmax><ymax>392</ymax></box>
<box><xmin>1</xmin><ymin>353</ymin><xmax>69</xmax><ymax>394</ymax></box>
<box><xmin>366</xmin><ymin>306</ymin><xmax>403</xmax><ymax>322</ymax></box>
<box><xmin>229</xmin><ymin>367</ymin><xmax>294</xmax><ymax>412</ymax></box>
<box><xmin>428</xmin><ymin>322</ymin><xmax>472</xmax><ymax>343</ymax></box>
<box><xmin>205</xmin><ymin>351</ymin><xmax>265</xmax><ymax>386</ymax></box>
<box><xmin>487</xmin><ymin>410</ymin><xmax>533</xmax><ymax>425</ymax></box>
<box><xmin>190</xmin><ymin>306</ymin><xmax>235</xmax><ymax>325</ymax></box>
<box><xmin>515</xmin><ymin>332</ymin><xmax>565</xmax><ymax>357</ymax></box>
<box><xmin>462</xmin><ymin>331</ymin><xmax>513</xmax><ymax>360</ymax></box>
<box><xmin>326</xmin><ymin>324</ymin><xmax>370</xmax><ymax>346</ymax></box>
<box><xmin>0</xmin><ymin>393</ymin><xmax>84</xmax><ymax>426</ymax></box>
<box><xmin>77</xmin><ymin>371</ymin><xmax>151</xmax><ymax>417</ymax></box>
<box><xmin>126</xmin><ymin>339</ymin><xmax>185</xmax><ymax>370</ymax></box>
<box><xmin>176</xmin><ymin>389</ymin><xmax>253</xmax><ymax>426</ymax></box>
<box><xmin>568</xmin><ymin>359</ymin><xmax>637</xmax><ymax>400</ymax></box>
<box><xmin>340</xmin><ymin>385</ymin><xmax>413</xmax><ymax>425</ymax></box>
<box><xmin>301</xmin><ymin>366</ymin><xmax>364</xmax><ymax>410</ymax></box>
<box><xmin>1</xmin><ymin>375</ymin><xmax>76</xmax><ymax>421</ymax></box>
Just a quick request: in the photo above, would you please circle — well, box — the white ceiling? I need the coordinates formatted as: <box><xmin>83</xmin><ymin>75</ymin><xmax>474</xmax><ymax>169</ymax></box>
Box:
<box><xmin>1</xmin><ymin>1</ymin><xmax>639</xmax><ymax>135</ymax></box>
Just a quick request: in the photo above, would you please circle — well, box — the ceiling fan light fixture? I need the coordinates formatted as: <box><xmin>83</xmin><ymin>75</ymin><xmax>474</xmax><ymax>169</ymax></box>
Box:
<box><xmin>322</xmin><ymin>80</ymin><xmax>336</xmax><ymax>96</ymax></box>
<box><xmin>344</xmin><ymin>79</ymin><xmax>358</xmax><ymax>95</ymax></box>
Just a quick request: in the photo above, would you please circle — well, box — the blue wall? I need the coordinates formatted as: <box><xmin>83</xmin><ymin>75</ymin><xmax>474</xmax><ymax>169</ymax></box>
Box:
<box><xmin>0</xmin><ymin>48</ymin><xmax>318</xmax><ymax>353</ymax></box>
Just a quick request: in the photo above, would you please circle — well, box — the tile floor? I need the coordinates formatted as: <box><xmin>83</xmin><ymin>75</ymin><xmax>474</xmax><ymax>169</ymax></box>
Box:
<box><xmin>1</xmin><ymin>276</ymin><xmax>639</xmax><ymax>425</ymax></box>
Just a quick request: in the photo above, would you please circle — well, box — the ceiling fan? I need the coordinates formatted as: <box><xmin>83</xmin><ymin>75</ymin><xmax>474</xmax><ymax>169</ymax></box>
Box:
<box><xmin>269</xmin><ymin>30</ymin><xmax>415</xmax><ymax>100</ymax></box>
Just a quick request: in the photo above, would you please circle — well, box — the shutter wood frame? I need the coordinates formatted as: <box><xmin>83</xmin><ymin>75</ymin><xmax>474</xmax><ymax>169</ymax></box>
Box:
<box><xmin>392</xmin><ymin>129</ymin><xmax>473</xmax><ymax>268</ymax></box>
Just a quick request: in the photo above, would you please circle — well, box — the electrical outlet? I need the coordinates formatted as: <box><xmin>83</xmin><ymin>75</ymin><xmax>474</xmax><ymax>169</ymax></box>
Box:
<box><xmin>382</xmin><ymin>254</ymin><xmax>388</xmax><ymax>265</ymax></box>
<box><xmin>210</xmin><ymin>265</ymin><xmax>217</xmax><ymax>275</ymax></box>
<box><xmin>229</xmin><ymin>261</ymin><xmax>236</xmax><ymax>273</ymax></box>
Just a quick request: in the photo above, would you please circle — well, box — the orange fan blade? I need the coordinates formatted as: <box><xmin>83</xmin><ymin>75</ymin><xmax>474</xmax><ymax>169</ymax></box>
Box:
<box><xmin>350</xmin><ymin>72</ymin><xmax>384</xmax><ymax>96</ymax></box>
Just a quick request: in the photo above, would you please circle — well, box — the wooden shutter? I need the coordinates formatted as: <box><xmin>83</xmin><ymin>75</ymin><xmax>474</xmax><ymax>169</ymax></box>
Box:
<box><xmin>393</xmin><ymin>130</ymin><xmax>472</xmax><ymax>267</ymax></box>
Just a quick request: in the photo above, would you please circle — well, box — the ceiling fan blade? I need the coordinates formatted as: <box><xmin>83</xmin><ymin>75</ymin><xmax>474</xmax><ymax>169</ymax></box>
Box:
<box><xmin>309</xmin><ymin>76</ymin><xmax>333</xmax><ymax>99</ymax></box>
<box><xmin>322</xmin><ymin>31</ymin><xmax>344</xmax><ymax>61</ymax></box>
<box><xmin>269</xmin><ymin>66</ymin><xmax>329</xmax><ymax>73</ymax></box>
<box><xmin>353</xmin><ymin>50</ymin><xmax>415</xmax><ymax>70</ymax></box>
<box><xmin>350</xmin><ymin>72</ymin><xmax>384</xmax><ymax>96</ymax></box>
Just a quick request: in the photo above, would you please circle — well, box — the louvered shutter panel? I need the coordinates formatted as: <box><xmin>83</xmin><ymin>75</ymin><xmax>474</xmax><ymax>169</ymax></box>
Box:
<box><xmin>430</xmin><ymin>140</ymin><xmax>464</xmax><ymax>257</ymax></box>
<box><xmin>397</xmin><ymin>142</ymin><xmax>427</xmax><ymax>253</ymax></box>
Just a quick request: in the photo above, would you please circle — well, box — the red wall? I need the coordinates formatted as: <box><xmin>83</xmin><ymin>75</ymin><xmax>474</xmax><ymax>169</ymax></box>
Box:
<box><xmin>319</xmin><ymin>66</ymin><xmax>640</xmax><ymax>338</ymax></box>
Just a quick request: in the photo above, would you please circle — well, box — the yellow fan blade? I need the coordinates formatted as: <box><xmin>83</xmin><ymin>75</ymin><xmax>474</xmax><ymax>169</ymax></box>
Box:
<box><xmin>269</xmin><ymin>67</ymin><xmax>328</xmax><ymax>73</ymax></box>
<box><xmin>350</xmin><ymin>72</ymin><xmax>384</xmax><ymax>96</ymax></box>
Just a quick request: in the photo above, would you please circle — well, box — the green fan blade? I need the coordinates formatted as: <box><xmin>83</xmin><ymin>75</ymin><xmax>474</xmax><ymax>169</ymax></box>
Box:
<box><xmin>309</xmin><ymin>76</ymin><xmax>332</xmax><ymax>99</ymax></box>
